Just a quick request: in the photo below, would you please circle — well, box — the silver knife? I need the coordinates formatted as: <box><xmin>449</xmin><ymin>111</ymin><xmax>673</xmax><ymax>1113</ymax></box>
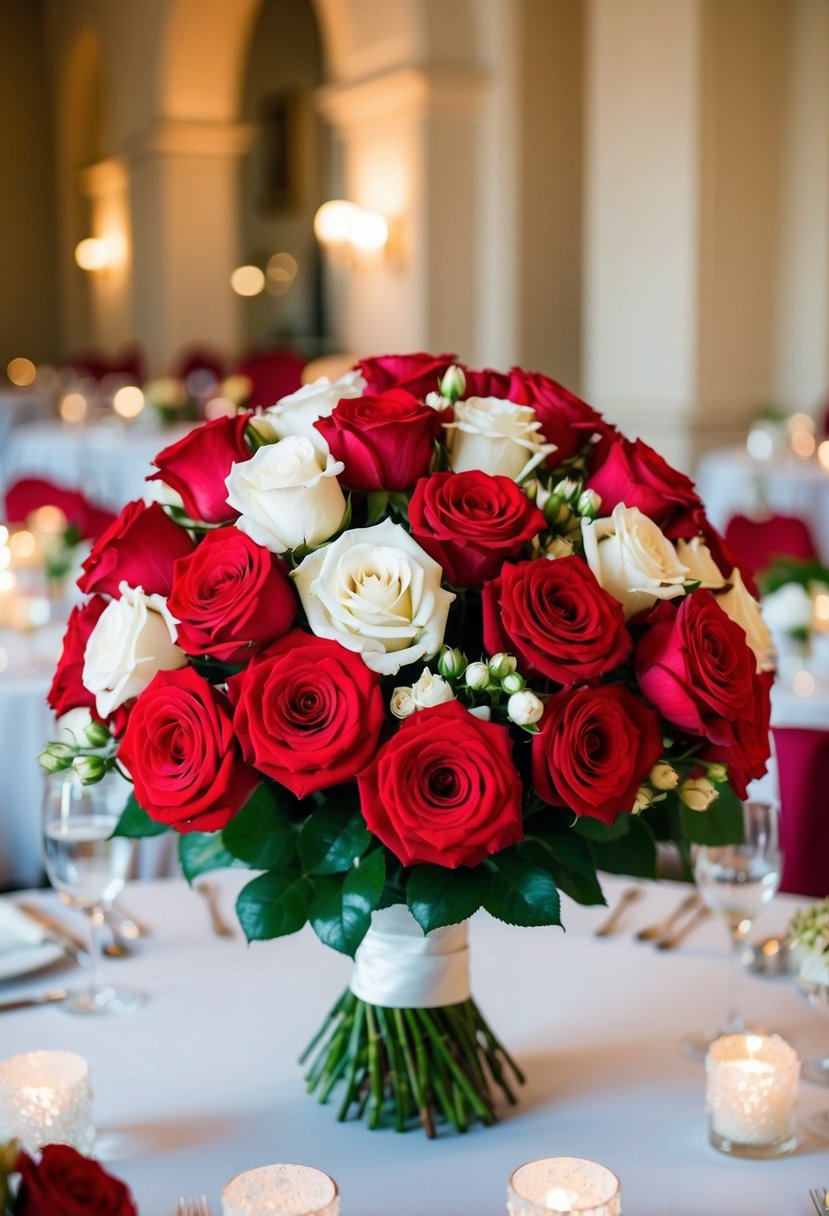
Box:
<box><xmin>0</xmin><ymin>988</ymin><xmax>67</xmax><ymax>1013</ymax></box>
<box><xmin>15</xmin><ymin>903</ymin><xmax>89</xmax><ymax>964</ymax></box>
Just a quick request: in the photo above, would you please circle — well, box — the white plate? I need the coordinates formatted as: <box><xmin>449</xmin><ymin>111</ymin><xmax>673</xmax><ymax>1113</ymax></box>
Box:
<box><xmin>0</xmin><ymin>942</ymin><xmax>64</xmax><ymax>982</ymax></box>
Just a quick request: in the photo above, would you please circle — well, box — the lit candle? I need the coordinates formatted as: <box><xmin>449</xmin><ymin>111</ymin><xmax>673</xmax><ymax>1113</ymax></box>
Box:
<box><xmin>706</xmin><ymin>1033</ymin><xmax>799</xmax><ymax>1158</ymax></box>
<box><xmin>0</xmin><ymin>1051</ymin><xmax>94</xmax><ymax>1155</ymax></box>
<box><xmin>222</xmin><ymin>1164</ymin><xmax>339</xmax><ymax>1216</ymax></box>
<box><xmin>508</xmin><ymin>1158</ymin><xmax>621</xmax><ymax>1216</ymax></box>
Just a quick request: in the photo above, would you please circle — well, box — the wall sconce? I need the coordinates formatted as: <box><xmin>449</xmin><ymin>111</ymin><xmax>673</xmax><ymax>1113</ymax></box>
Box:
<box><xmin>74</xmin><ymin>235</ymin><xmax>124</xmax><ymax>272</ymax></box>
<box><xmin>314</xmin><ymin>200</ymin><xmax>400</xmax><ymax>266</ymax></box>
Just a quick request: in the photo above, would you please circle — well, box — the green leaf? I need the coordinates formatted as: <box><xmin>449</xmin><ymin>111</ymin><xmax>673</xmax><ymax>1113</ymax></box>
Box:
<box><xmin>588</xmin><ymin>815</ymin><xmax>657</xmax><ymax>878</ymax></box>
<box><xmin>531</xmin><ymin>834</ymin><xmax>606</xmax><ymax>906</ymax></box>
<box><xmin>309</xmin><ymin>849</ymin><xmax>386</xmax><ymax>956</ymax></box>
<box><xmin>406</xmin><ymin>864</ymin><xmax>491</xmax><ymax>933</ymax></box>
<box><xmin>235</xmin><ymin>870</ymin><xmax>315</xmax><ymax>942</ymax></box>
<box><xmin>178</xmin><ymin>832</ymin><xmax>242</xmax><ymax>884</ymax></box>
<box><xmin>222</xmin><ymin>784</ymin><xmax>296</xmax><ymax>869</ymax></box>
<box><xmin>298</xmin><ymin>804</ymin><xmax>372</xmax><ymax>875</ymax></box>
<box><xmin>572</xmin><ymin>815</ymin><xmax>630</xmax><ymax>841</ymax></box>
<box><xmin>111</xmin><ymin>793</ymin><xmax>168</xmax><ymax>838</ymax></box>
<box><xmin>483</xmin><ymin>844</ymin><xmax>562</xmax><ymax>927</ymax></box>
<box><xmin>365</xmin><ymin>491</ymin><xmax>389</xmax><ymax>526</ymax></box>
<box><xmin>680</xmin><ymin>781</ymin><xmax>745</xmax><ymax>846</ymax></box>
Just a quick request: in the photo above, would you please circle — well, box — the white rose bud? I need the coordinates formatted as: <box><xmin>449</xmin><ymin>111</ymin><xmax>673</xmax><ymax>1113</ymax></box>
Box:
<box><xmin>577</xmin><ymin>488</ymin><xmax>601</xmax><ymax>519</ymax></box>
<box><xmin>507</xmin><ymin>689</ymin><xmax>544</xmax><ymax>726</ymax></box>
<box><xmin>553</xmin><ymin>477</ymin><xmax>580</xmax><ymax>504</ymax></box>
<box><xmin>437</xmin><ymin>646</ymin><xmax>466</xmax><ymax>679</ymax></box>
<box><xmin>545</xmin><ymin>536</ymin><xmax>575</xmax><ymax>560</ymax></box>
<box><xmin>649</xmin><ymin>762</ymin><xmax>679</xmax><ymax>791</ymax></box>
<box><xmin>706</xmin><ymin>762</ymin><xmax>728</xmax><ymax>783</ymax></box>
<box><xmin>631</xmin><ymin>784</ymin><xmax>656</xmax><ymax>814</ymax></box>
<box><xmin>390</xmin><ymin>687</ymin><xmax>416</xmax><ymax>719</ymax></box>
<box><xmin>38</xmin><ymin>744</ymin><xmax>75</xmax><ymax>773</ymax></box>
<box><xmin>72</xmin><ymin>754</ymin><xmax>107</xmax><ymax>785</ymax></box>
<box><xmin>439</xmin><ymin>365</ymin><xmax>466</xmax><ymax>403</ymax></box>
<box><xmin>502</xmin><ymin>672</ymin><xmax>526</xmax><ymax>694</ymax></box>
<box><xmin>54</xmin><ymin>707</ymin><xmax>95</xmax><ymax>747</ymax></box>
<box><xmin>464</xmin><ymin>661</ymin><xmax>491</xmax><ymax>690</ymax></box>
<box><xmin>488</xmin><ymin>652</ymin><xmax>517</xmax><ymax>679</ymax></box>
<box><xmin>410</xmin><ymin>668</ymin><xmax>455</xmax><ymax>710</ymax></box>
<box><xmin>678</xmin><ymin>775</ymin><xmax>719</xmax><ymax>813</ymax></box>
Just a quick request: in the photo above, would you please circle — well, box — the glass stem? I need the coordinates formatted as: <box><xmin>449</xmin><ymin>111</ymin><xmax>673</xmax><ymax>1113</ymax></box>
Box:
<box><xmin>725</xmin><ymin>921</ymin><xmax>750</xmax><ymax>1033</ymax></box>
<box><xmin>87</xmin><ymin>905</ymin><xmax>107</xmax><ymax>1001</ymax></box>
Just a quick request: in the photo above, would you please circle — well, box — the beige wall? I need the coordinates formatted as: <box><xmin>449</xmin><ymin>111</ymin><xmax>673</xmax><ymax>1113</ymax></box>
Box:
<box><xmin>0</xmin><ymin>0</ymin><xmax>58</xmax><ymax>369</ymax></box>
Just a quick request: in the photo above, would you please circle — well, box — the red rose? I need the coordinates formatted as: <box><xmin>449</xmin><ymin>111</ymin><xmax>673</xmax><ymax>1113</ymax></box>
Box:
<box><xmin>168</xmin><ymin>528</ymin><xmax>296</xmax><ymax>663</ymax></box>
<box><xmin>357</xmin><ymin>700</ymin><xmax>523</xmax><ymax>868</ymax></box>
<box><xmin>147</xmin><ymin>414</ymin><xmax>252</xmax><ymax>523</ymax></box>
<box><xmin>702</xmin><ymin>670</ymin><xmax>772</xmax><ymax>798</ymax></box>
<box><xmin>77</xmin><ymin>500</ymin><xmax>195</xmax><ymax>599</ymax></box>
<box><xmin>483</xmin><ymin>556</ymin><xmax>631</xmax><ymax>683</ymax></box>
<box><xmin>585</xmin><ymin>437</ymin><xmax>701</xmax><ymax>524</ymax></box>
<box><xmin>5</xmin><ymin>479</ymin><xmax>115</xmax><ymax>540</ymax></box>
<box><xmin>357</xmin><ymin>351</ymin><xmax>456</xmax><ymax>397</ymax></box>
<box><xmin>47</xmin><ymin>597</ymin><xmax>107</xmax><ymax>718</ymax></box>
<box><xmin>228</xmin><ymin>631</ymin><xmax>385</xmax><ymax>798</ymax></box>
<box><xmin>463</xmin><ymin>367</ymin><xmax>608</xmax><ymax>463</ymax></box>
<box><xmin>118</xmin><ymin>666</ymin><xmax>258</xmax><ymax>832</ymax></box>
<box><xmin>634</xmin><ymin>591</ymin><xmax>757</xmax><ymax>746</ymax></box>
<box><xmin>16</xmin><ymin>1145</ymin><xmax>136</xmax><ymax>1216</ymax></box>
<box><xmin>314</xmin><ymin>389</ymin><xmax>442</xmax><ymax>492</ymax></box>
<box><xmin>532</xmin><ymin>683</ymin><xmax>663</xmax><ymax>823</ymax></box>
<box><xmin>409</xmin><ymin>470</ymin><xmax>545</xmax><ymax>587</ymax></box>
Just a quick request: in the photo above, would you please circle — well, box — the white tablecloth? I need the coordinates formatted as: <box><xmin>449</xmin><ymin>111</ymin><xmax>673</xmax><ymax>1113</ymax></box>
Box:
<box><xmin>0</xmin><ymin>874</ymin><xmax>824</xmax><ymax>1215</ymax></box>
<box><xmin>695</xmin><ymin>446</ymin><xmax>829</xmax><ymax>561</ymax></box>
<box><xmin>1</xmin><ymin>420</ymin><xmax>195</xmax><ymax>514</ymax></box>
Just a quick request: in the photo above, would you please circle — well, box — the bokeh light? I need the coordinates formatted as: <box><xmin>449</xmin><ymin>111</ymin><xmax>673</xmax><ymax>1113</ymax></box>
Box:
<box><xmin>74</xmin><ymin>238</ymin><xmax>110</xmax><ymax>271</ymax></box>
<box><xmin>7</xmin><ymin>357</ymin><xmax>36</xmax><ymax>387</ymax></box>
<box><xmin>230</xmin><ymin>265</ymin><xmax>265</xmax><ymax>296</ymax></box>
<box><xmin>818</xmin><ymin>440</ymin><xmax>829</xmax><ymax>471</ymax></box>
<box><xmin>793</xmin><ymin>669</ymin><xmax>816</xmax><ymax>698</ymax></box>
<box><xmin>10</xmin><ymin>531</ymin><xmax>36</xmax><ymax>561</ymax></box>
<box><xmin>266</xmin><ymin>252</ymin><xmax>298</xmax><ymax>296</ymax></box>
<box><xmin>112</xmin><ymin>385</ymin><xmax>145</xmax><ymax>419</ymax></box>
<box><xmin>59</xmin><ymin>392</ymin><xmax>88</xmax><ymax>424</ymax></box>
<box><xmin>0</xmin><ymin>571</ymin><xmax>15</xmax><ymax>593</ymax></box>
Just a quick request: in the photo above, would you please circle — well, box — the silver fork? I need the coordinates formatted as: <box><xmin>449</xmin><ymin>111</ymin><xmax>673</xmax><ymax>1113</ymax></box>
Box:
<box><xmin>176</xmin><ymin>1197</ymin><xmax>211</xmax><ymax>1216</ymax></box>
<box><xmin>809</xmin><ymin>1188</ymin><xmax>829</xmax><ymax>1216</ymax></box>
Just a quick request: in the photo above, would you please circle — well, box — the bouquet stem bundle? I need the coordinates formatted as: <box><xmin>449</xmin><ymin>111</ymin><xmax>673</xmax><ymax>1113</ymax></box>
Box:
<box><xmin>302</xmin><ymin>989</ymin><xmax>525</xmax><ymax>1136</ymax></box>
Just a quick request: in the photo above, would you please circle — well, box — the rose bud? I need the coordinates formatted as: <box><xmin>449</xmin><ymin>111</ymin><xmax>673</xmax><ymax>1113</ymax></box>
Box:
<box><xmin>83</xmin><ymin>720</ymin><xmax>112</xmax><ymax>749</ymax></box>
<box><xmin>577</xmin><ymin>488</ymin><xmax>601</xmax><ymax>519</ymax></box>
<box><xmin>553</xmin><ymin>477</ymin><xmax>580</xmax><ymax>504</ymax></box>
<box><xmin>488</xmin><ymin>652</ymin><xmax>517</xmax><ymax>679</ymax></box>
<box><xmin>410</xmin><ymin>669</ymin><xmax>454</xmax><ymax>710</ymax></box>
<box><xmin>502</xmin><ymin>672</ymin><xmax>526</xmax><ymax>694</ymax></box>
<box><xmin>678</xmin><ymin>775</ymin><xmax>719</xmax><ymax>812</ymax></box>
<box><xmin>650</xmin><ymin>762</ymin><xmax>679</xmax><ymax>790</ymax></box>
<box><xmin>72</xmin><ymin>755</ymin><xmax>108</xmax><ymax>785</ymax></box>
<box><xmin>38</xmin><ymin>744</ymin><xmax>75</xmax><ymax>774</ymax></box>
<box><xmin>707</xmin><ymin>762</ymin><xmax>728</xmax><ymax>783</ymax></box>
<box><xmin>390</xmin><ymin>687</ymin><xmax>416</xmax><ymax>719</ymax></box>
<box><xmin>438</xmin><ymin>646</ymin><xmax>467</xmax><ymax>679</ymax></box>
<box><xmin>439</xmin><ymin>364</ymin><xmax>467</xmax><ymax>402</ymax></box>
<box><xmin>507</xmin><ymin>689</ymin><xmax>543</xmax><ymax>726</ymax></box>
<box><xmin>464</xmin><ymin>661</ymin><xmax>491</xmax><ymax>690</ymax></box>
<box><xmin>631</xmin><ymin>784</ymin><xmax>656</xmax><ymax>814</ymax></box>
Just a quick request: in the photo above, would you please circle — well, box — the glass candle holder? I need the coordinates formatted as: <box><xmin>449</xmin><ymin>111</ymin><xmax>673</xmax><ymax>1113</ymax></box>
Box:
<box><xmin>0</xmin><ymin>1050</ymin><xmax>94</xmax><ymax>1155</ymax></box>
<box><xmin>222</xmin><ymin>1164</ymin><xmax>339</xmax><ymax>1216</ymax></box>
<box><xmin>705</xmin><ymin>1033</ymin><xmax>799</xmax><ymax>1158</ymax></box>
<box><xmin>508</xmin><ymin>1157</ymin><xmax>621</xmax><ymax>1216</ymax></box>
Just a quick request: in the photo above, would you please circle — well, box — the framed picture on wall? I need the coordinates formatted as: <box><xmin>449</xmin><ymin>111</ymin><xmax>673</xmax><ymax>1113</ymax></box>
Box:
<box><xmin>258</xmin><ymin>88</ymin><xmax>304</xmax><ymax>214</ymax></box>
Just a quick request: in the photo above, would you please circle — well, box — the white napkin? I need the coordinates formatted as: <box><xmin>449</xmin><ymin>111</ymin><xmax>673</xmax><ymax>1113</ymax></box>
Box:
<box><xmin>0</xmin><ymin>901</ymin><xmax>45</xmax><ymax>954</ymax></box>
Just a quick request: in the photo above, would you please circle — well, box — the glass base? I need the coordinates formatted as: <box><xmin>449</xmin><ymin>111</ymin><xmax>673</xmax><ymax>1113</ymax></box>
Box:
<box><xmin>61</xmin><ymin>985</ymin><xmax>145</xmax><ymax>1016</ymax></box>
<box><xmin>808</xmin><ymin>1109</ymin><xmax>829</xmax><ymax>1139</ymax></box>
<box><xmin>709</xmin><ymin>1126</ymin><xmax>797</xmax><ymax>1159</ymax></box>
<box><xmin>804</xmin><ymin>1057</ymin><xmax>829</xmax><ymax>1087</ymax></box>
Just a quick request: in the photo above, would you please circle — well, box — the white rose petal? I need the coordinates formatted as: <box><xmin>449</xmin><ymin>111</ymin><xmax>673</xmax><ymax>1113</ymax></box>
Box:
<box><xmin>675</xmin><ymin>536</ymin><xmax>726</xmax><ymax>588</ymax></box>
<box><xmin>82</xmin><ymin>582</ymin><xmax>186</xmax><ymax>719</ymax></box>
<box><xmin>292</xmin><ymin>519</ymin><xmax>455</xmax><ymax>677</ymax></box>
<box><xmin>582</xmin><ymin>503</ymin><xmax>688</xmax><ymax>619</ymax></box>
<box><xmin>264</xmin><ymin>370</ymin><xmax>365</xmax><ymax>449</ymax></box>
<box><xmin>226</xmin><ymin>434</ymin><xmax>346</xmax><ymax>554</ymax></box>
<box><xmin>410</xmin><ymin>668</ymin><xmax>455</xmax><ymax>710</ymax></box>
<box><xmin>55</xmin><ymin>707</ymin><xmax>95</xmax><ymax>746</ymax></box>
<box><xmin>143</xmin><ymin>478</ymin><xmax>185</xmax><ymax>510</ymax></box>
<box><xmin>761</xmin><ymin>581</ymin><xmax>814</xmax><ymax>635</ymax></box>
<box><xmin>444</xmin><ymin>396</ymin><xmax>556</xmax><ymax>482</ymax></box>
<box><xmin>717</xmin><ymin>568</ymin><xmax>775</xmax><ymax>673</ymax></box>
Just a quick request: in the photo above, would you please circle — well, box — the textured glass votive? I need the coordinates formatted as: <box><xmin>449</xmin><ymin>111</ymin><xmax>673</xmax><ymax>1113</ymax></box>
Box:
<box><xmin>508</xmin><ymin>1157</ymin><xmax>621</xmax><ymax>1215</ymax></box>
<box><xmin>222</xmin><ymin>1164</ymin><xmax>339</xmax><ymax>1216</ymax></box>
<box><xmin>0</xmin><ymin>1050</ymin><xmax>94</xmax><ymax>1155</ymax></box>
<box><xmin>705</xmin><ymin>1033</ymin><xmax>799</xmax><ymax>1158</ymax></box>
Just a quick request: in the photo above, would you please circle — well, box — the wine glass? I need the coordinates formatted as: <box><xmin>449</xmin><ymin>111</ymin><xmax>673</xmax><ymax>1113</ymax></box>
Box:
<box><xmin>41</xmin><ymin>771</ymin><xmax>144</xmax><ymax>1015</ymax></box>
<box><xmin>797</xmin><ymin>975</ymin><xmax>829</xmax><ymax>1137</ymax></box>
<box><xmin>681</xmin><ymin>800</ymin><xmax>782</xmax><ymax>1060</ymax></box>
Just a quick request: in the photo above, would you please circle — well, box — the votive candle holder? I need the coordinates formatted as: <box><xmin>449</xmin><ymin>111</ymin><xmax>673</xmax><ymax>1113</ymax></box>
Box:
<box><xmin>0</xmin><ymin>1050</ymin><xmax>94</xmax><ymax>1155</ymax></box>
<box><xmin>705</xmin><ymin>1033</ymin><xmax>799</xmax><ymax>1158</ymax></box>
<box><xmin>508</xmin><ymin>1157</ymin><xmax>621</xmax><ymax>1215</ymax></box>
<box><xmin>222</xmin><ymin>1164</ymin><xmax>339</xmax><ymax>1216</ymax></box>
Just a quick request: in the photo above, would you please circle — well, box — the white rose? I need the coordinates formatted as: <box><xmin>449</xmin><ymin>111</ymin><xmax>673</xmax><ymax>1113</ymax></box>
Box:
<box><xmin>264</xmin><ymin>370</ymin><xmax>366</xmax><ymax>448</ymax></box>
<box><xmin>55</xmin><ymin>707</ymin><xmax>95</xmax><ymax>746</ymax></box>
<box><xmin>444</xmin><ymin>397</ymin><xmax>556</xmax><ymax>482</ymax></box>
<box><xmin>581</xmin><ymin>503</ymin><xmax>688</xmax><ymax>619</ymax></box>
<box><xmin>225</xmin><ymin>435</ymin><xmax>346</xmax><ymax>554</ymax></box>
<box><xmin>410</xmin><ymin>668</ymin><xmax>455</xmax><ymax>710</ymax></box>
<box><xmin>507</xmin><ymin>689</ymin><xmax>543</xmax><ymax>726</ymax></box>
<box><xmin>716</xmin><ymin>568</ymin><xmax>775</xmax><ymax>673</ymax></box>
<box><xmin>390</xmin><ymin>687</ymin><xmax>415</xmax><ymax>719</ymax></box>
<box><xmin>675</xmin><ymin>537</ymin><xmax>726</xmax><ymax>588</ymax></box>
<box><xmin>82</xmin><ymin>582</ymin><xmax>186</xmax><ymax>719</ymax></box>
<box><xmin>292</xmin><ymin>519</ymin><xmax>455</xmax><ymax>676</ymax></box>
<box><xmin>761</xmin><ymin>581</ymin><xmax>814</xmax><ymax>635</ymax></box>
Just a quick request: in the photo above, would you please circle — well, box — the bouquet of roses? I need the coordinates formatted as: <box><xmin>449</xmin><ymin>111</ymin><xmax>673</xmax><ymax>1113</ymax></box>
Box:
<box><xmin>40</xmin><ymin>351</ymin><xmax>774</xmax><ymax>1135</ymax></box>
<box><xmin>0</xmin><ymin>1141</ymin><xmax>136</xmax><ymax>1215</ymax></box>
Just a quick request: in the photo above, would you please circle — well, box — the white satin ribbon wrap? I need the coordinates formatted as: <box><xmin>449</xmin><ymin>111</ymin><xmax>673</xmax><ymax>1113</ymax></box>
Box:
<box><xmin>349</xmin><ymin>904</ymin><xmax>470</xmax><ymax>1008</ymax></box>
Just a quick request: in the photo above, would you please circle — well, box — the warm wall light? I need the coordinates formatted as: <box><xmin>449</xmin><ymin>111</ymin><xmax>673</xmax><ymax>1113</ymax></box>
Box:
<box><xmin>75</xmin><ymin>238</ymin><xmax>111</xmax><ymax>271</ymax></box>
<box><xmin>313</xmin><ymin>200</ymin><xmax>391</xmax><ymax>263</ymax></box>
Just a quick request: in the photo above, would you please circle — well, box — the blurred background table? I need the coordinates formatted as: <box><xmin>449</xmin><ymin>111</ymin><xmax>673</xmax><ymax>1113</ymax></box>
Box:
<box><xmin>0</xmin><ymin>873</ymin><xmax>823</xmax><ymax>1215</ymax></box>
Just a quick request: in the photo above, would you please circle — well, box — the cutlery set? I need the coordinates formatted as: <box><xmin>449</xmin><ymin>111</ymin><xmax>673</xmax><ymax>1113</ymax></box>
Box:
<box><xmin>595</xmin><ymin>887</ymin><xmax>711</xmax><ymax>950</ymax></box>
